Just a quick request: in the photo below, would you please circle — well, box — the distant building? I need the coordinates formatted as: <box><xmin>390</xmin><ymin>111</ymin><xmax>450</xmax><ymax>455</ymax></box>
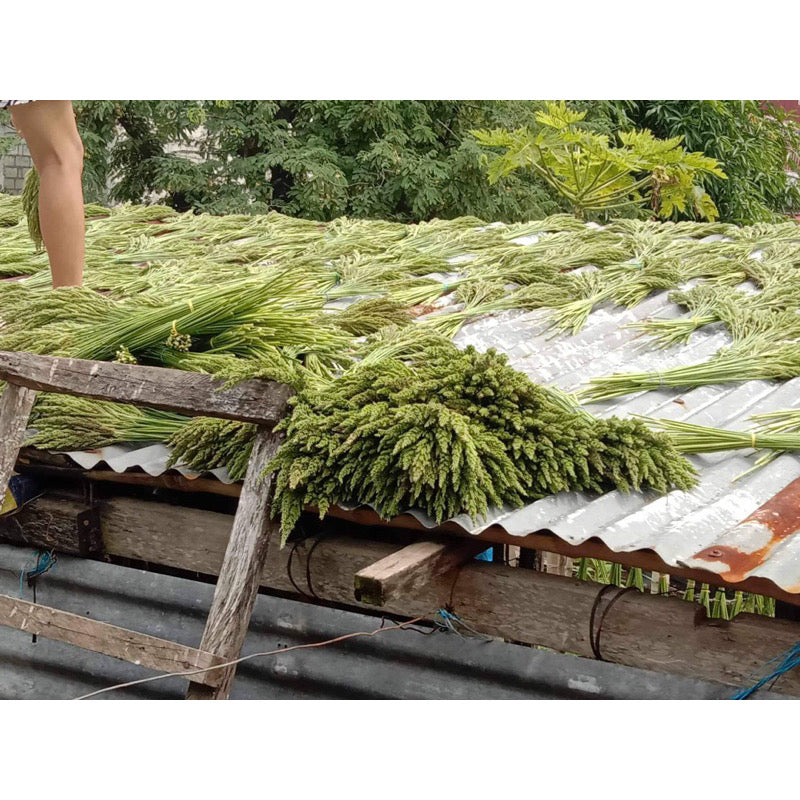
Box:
<box><xmin>0</xmin><ymin>123</ymin><xmax>32</xmax><ymax>195</ymax></box>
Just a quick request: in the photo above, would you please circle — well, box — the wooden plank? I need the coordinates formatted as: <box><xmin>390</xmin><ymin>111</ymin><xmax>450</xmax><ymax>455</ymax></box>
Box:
<box><xmin>186</xmin><ymin>425</ymin><xmax>284</xmax><ymax>700</ymax></box>
<box><xmin>85</xmin><ymin>470</ymin><xmax>242</xmax><ymax>497</ymax></box>
<box><xmin>0</xmin><ymin>594</ymin><xmax>225</xmax><ymax>687</ymax></box>
<box><xmin>0</xmin><ymin>383</ymin><xmax>37</xmax><ymax>498</ymax></box>
<box><xmin>3</xmin><ymin>492</ymin><xmax>800</xmax><ymax>695</ymax></box>
<box><xmin>322</xmin><ymin>505</ymin><xmax>800</xmax><ymax>606</ymax></box>
<box><xmin>0</xmin><ymin>493</ymin><xmax>86</xmax><ymax>553</ymax></box>
<box><xmin>16</xmin><ymin>454</ymin><xmax>243</xmax><ymax>498</ymax></box>
<box><xmin>266</xmin><ymin>536</ymin><xmax>800</xmax><ymax>697</ymax></box>
<box><xmin>0</xmin><ymin>351</ymin><xmax>291</xmax><ymax>425</ymax></box>
<box><xmin>354</xmin><ymin>538</ymin><xmax>486</xmax><ymax>606</ymax></box>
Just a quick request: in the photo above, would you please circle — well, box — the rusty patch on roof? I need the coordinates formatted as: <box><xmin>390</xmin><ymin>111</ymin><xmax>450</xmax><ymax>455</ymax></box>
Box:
<box><xmin>682</xmin><ymin>476</ymin><xmax>800</xmax><ymax>581</ymax></box>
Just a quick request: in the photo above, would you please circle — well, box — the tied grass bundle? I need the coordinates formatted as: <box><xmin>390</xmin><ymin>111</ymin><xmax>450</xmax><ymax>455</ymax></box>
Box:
<box><xmin>71</xmin><ymin>275</ymin><xmax>334</xmax><ymax>361</ymax></box>
<box><xmin>642</xmin><ymin>414</ymin><xmax>800</xmax><ymax>479</ymax></box>
<box><xmin>21</xmin><ymin>167</ymin><xmax>42</xmax><ymax>251</ymax></box>
<box><xmin>332</xmin><ymin>297</ymin><xmax>413</xmax><ymax>336</ymax></box>
<box><xmin>28</xmin><ymin>395</ymin><xmax>190</xmax><ymax>451</ymax></box>
<box><xmin>267</xmin><ymin>339</ymin><xmax>696</xmax><ymax>541</ymax></box>
<box><xmin>0</xmin><ymin>193</ymin><xmax>23</xmax><ymax>227</ymax></box>
<box><xmin>167</xmin><ymin>417</ymin><xmax>256</xmax><ymax>482</ymax></box>
<box><xmin>638</xmin><ymin>416</ymin><xmax>800</xmax><ymax>455</ymax></box>
<box><xmin>0</xmin><ymin>271</ymin><xmax>352</xmax><ymax>367</ymax></box>
<box><xmin>581</xmin><ymin>341</ymin><xmax>800</xmax><ymax>403</ymax></box>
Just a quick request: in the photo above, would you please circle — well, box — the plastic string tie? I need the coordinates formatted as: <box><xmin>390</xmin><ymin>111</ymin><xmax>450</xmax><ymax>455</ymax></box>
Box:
<box><xmin>732</xmin><ymin>640</ymin><xmax>800</xmax><ymax>699</ymax></box>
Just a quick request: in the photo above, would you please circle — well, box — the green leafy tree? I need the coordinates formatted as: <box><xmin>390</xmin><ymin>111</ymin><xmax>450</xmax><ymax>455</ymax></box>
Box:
<box><xmin>473</xmin><ymin>101</ymin><xmax>725</xmax><ymax>221</ymax></box>
<box><xmin>69</xmin><ymin>100</ymin><xmax>570</xmax><ymax>223</ymax></box>
<box><xmin>619</xmin><ymin>101</ymin><xmax>800</xmax><ymax>224</ymax></box>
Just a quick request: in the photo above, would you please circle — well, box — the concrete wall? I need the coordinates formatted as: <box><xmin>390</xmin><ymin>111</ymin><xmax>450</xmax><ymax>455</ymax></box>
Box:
<box><xmin>0</xmin><ymin>124</ymin><xmax>32</xmax><ymax>195</ymax></box>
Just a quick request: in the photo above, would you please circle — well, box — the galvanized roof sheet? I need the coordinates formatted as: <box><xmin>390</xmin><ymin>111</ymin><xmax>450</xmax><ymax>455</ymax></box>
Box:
<box><xmin>63</xmin><ymin>443</ymin><xmax>235</xmax><ymax>484</ymax></box>
<box><xmin>46</xmin><ymin>236</ymin><xmax>800</xmax><ymax>596</ymax></box>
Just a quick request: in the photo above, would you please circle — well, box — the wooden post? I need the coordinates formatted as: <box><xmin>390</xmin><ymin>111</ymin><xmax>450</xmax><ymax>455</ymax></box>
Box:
<box><xmin>0</xmin><ymin>384</ymin><xmax>37</xmax><ymax>498</ymax></box>
<box><xmin>185</xmin><ymin>426</ymin><xmax>284</xmax><ymax>700</ymax></box>
<box><xmin>354</xmin><ymin>539</ymin><xmax>485</xmax><ymax>606</ymax></box>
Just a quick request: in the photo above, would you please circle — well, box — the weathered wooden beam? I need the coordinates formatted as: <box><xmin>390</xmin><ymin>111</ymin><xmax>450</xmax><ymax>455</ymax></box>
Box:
<box><xmin>0</xmin><ymin>351</ymin><xmax>291</xmax><ymax>425</ymax></box>
<box><xmin>2</xmin><ymin>492</ymin><xmax>800</xmax><ymax>695</ymax></box>
<box><xmin>16</xmin><ymin>453</ymin><xmax>243</xmax><ymax>497</ymax></box>
<box><xmin>354</xmin><ymin>538</ymin><xmax>486</xmax><ymax>606</ymax></box>
<box><xmin>322</xmin><ymin>505</ymin><xmax>800</xmax><ymax>607</ymax></box>
<box><xmin>85</xmin><ymin>470</ymin><xmax>242</xmax><ymax>497</ymax></box>
<box><xmin>0</xmin><ymin>594</ymin><xmax>225</xmax><ymax>687</ymax></box>
<box><xmin>186</xmin><ymin>426</ymin><xmax>284</xmax><ymax>700</ymax></box>
<box><xmin>0</xmin><ymin>493</ymin><xmax>87</xmax><ymax>553</ymax></box>
<box><xmin>0</xmin><ymin>384</ymin><xmax>37</xmax><ymax>499</ymax></box>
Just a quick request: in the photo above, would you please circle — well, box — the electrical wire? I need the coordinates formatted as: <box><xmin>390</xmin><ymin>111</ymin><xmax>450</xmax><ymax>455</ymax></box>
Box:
<box><xmin>72</xmin><ymin>614</ymin><xmax>430</xmax><ymax>701</ymax></box>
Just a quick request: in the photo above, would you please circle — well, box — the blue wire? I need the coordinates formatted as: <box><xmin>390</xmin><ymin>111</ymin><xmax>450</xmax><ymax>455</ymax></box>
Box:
<box><xmin>435</xmin><ymin>609</ymin><xmax>492</xmax><ymax>641</ymax></box>
<box><xmin>732</xmin><ymin>641</ymin><xmax>800</xmax><ymax>699</ymax></box>
<box><xmin>18</xmin><ymin>550</ymin><xmax>56</xmax><ymax>598</ymax></box>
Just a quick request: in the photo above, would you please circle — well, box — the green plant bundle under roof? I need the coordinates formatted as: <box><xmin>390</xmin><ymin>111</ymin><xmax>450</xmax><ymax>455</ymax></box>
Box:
<box><xmin>266</xmin><ymin>338</ymin><xmax>696</xmax><ymax>541</ymax></box>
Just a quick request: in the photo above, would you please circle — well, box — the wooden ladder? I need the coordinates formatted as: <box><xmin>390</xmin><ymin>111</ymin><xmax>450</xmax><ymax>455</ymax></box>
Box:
<box><xmin>0</xmin><ymin>350</ymin><xmax>292</xmax><ymax>700</ymax></box>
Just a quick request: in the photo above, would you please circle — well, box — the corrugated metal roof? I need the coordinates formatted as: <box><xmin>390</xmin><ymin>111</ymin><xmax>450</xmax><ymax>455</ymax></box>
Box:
<box><xmin>0</xmin><ymin>543</ymin><xmax>765</xmax><ymax>699</ymax></box>
<box><xmin>446</xmin><ymin>294</ymin><xmax>800</xmax><ymax>595</ymax></box>
<box><xmin>43</xmin><ymin>241</ymin><xmax>800</xmax><ymax>596</ymax></box>
<box><xmin>63</xmin><ymin>443</ymin><xmax>235</xmax><ymax>483</ymax></box>
<box><xmin>53</xmin><ymin>287</ymin><xmax>800</xmax><ymax>594</ymax></box>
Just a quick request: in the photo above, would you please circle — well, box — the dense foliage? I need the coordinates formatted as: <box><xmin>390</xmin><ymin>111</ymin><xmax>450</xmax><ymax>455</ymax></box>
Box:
<box><xmin>4</xmin><ymin>100</ymin><xmax>796</xmax><ymax>225</ymax></box>
<box><xmin>473</xmin><ymin>101</ymin><xmax>725</xmax><ymax>221</ymax></box>
<box><xmin>69</xmin><ymin>100</ymin><xmax>565</xmax><ymax>222</ymax></box>
<box><xmin>619</xmin><ymin>101</ymin><xmax>800</xmax><ymax>224</ymax></box>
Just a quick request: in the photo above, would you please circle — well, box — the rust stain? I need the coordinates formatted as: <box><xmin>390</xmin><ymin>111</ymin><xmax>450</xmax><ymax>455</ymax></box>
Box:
<box><xmin>690</xmin><ymin>544</ymin><xmax>771</xmax><ymax>582</ymax></box>
<box><xmin>408</xmin><ymin>304</ymin><xmax>440</xmax><ymax>318</ymax></box>
<box><xmin>689</xmin><ymin>476</ymin><xmax>800</xmax><ymax>581</ymax></box>
<box><xmin>746</xmin><ymin>478</ymin><xmax>800</xmax><ymax>538</ymax></box>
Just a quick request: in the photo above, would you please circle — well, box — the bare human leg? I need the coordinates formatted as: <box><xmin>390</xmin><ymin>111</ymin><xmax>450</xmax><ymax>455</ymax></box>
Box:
<box><xmin>11</xmin><ymin>101</ymin><xmax>85</xmax><ymax>287</ymax></box>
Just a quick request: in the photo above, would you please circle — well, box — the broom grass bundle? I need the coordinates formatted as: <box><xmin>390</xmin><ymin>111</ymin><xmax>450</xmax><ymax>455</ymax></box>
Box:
<box><xmin>641</xmin><ymin>407</ymin><xmax>800</xmax><ymax>476</ymax></box>
<box><xmin>0</xmin><ymin>284</ymin><xmax>116</xmax><ymax>329</ymax></box>
<box><xmin>639</xmin><ymin>416</ymin><xmax>800</xmax><ymax>455</ymax></box>
<box><xmin>581</xmin><ymin>341</ymin><xmax>800</xmax><ymax>403</ymax></box>
<box><xmin>28</xmin><ymin>395</ymin><xmax>190</xmax><ymax>451</ymax></box>
<box><xmin>167</xmin><ymin>417</ymin><xmax>256</xmax><ymax>482</ymax></box>
<box><xmin>68</xmin><ymin>274</ymin><xmax>346</xmax><ymax>361</ymax></box>
<box><xmin>21</xmin><ymin>167</ymin><xmax>42</xmax><ymax>251</ymax></box>
<box><xmin>331</xmin><ymin>297</ymin><xmax>414</xmax><ymax>336</ymax></box>
<box><xmin>266</xmin><ymin>339</ymin><xmax>696</xmax><ymax>541</ymax></box>
<box><xmin>0</xmin><ymin>193</ymin><xmax>23</xmax><ymax>227</ymax></box>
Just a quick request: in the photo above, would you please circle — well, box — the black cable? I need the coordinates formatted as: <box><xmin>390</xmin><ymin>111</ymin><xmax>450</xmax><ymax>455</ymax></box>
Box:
<box><xmin>285</xmin><ymin>539</ymin><xmax>311</xmax><ymax>598</ymax></box>
<box><xmin>285</xmin><ymin>522</ymin><xmax>317</xmax><ymax>600</ymax></box>
<box><xmin>305</xmin><ymin>531</ymin><xmax>332</xmax><ymax>600</ymax></box>
<box><xmin>589</xmin><ymin>585</ymin><xmax>637</xmax><ymax>661</ymax></box>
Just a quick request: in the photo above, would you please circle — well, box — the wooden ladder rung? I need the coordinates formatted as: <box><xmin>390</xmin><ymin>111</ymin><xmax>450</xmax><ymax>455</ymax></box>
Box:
<box><xmin>0</xmin><ymin>351</ymin><xmax>292</xmax><ymax>699</ymax></box>
<box><xmin>0</xmin><ymin>595</ymin><xmax>226</xmax><ymax>688</ymax></box>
